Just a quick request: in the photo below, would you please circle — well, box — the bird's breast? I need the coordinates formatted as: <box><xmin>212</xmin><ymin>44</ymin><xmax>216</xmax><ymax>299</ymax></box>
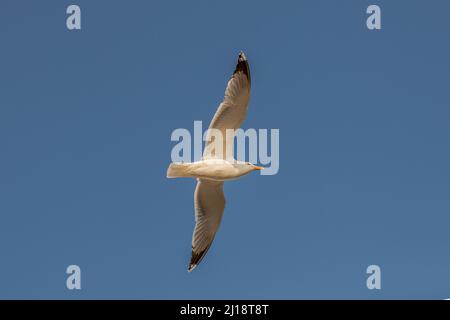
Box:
<box><xmin>191</xmin><ymin>161</ymin><xmax>239</xmax><ymax>181</ymax></box>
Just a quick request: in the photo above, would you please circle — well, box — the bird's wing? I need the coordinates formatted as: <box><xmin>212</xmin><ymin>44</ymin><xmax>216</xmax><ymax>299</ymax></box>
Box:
<box><xmin>188</xmin><ymin>179</ymin><xmax>226</xmax><ymax>272</ymax></box>
<box><xmin>203</xmin><ymin>52</ymin><xmax>251</xmax><ymax>160</ymax></box>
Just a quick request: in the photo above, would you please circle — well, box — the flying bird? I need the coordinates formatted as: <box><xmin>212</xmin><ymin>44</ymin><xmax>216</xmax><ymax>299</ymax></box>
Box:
<box><xmin>167</xmin><ymin>52</ymin><xmax>263</xmax><ymax>272</ymax></box>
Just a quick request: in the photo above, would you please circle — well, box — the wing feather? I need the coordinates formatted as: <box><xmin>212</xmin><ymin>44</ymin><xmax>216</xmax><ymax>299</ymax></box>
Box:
<box><xmin>188</xmin><ymin>179</ymin><xmax>225</xmax><ymax>272</ymax></box>
<box><xmin>203</xmin><ymin>52</ymin><xmax>251</xmax><ymax>160</ymax></box>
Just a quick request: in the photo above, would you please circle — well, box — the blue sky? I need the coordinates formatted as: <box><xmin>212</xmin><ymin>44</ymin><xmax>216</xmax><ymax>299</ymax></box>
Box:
<box><xmin>0</xmin><ymin>0</ymin><xmax>449</xmax><ymax>299</ymax></box>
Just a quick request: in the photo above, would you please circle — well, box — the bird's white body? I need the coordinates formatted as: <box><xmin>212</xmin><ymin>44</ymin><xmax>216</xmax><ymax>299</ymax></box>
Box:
<box><xmin>167</xmin><ymin>159</ymin><xmax>259</xmax><ymax>181</ymax></box>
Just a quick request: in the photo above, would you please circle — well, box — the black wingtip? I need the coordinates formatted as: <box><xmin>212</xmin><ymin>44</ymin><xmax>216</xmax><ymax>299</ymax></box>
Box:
<box><xmin>238</xmin><ymin>51</ymin><xmax>247</xmax><ymax>62</ymax></box>
<box><xmin>234</xmin><ymin>51</ymin><xmax>251</xmax><ymax>83</ymax></box>
<box><xmin>188</xmin><ymin>247</ymin><xmax>210</xmax><ymax>273</ymax></box>
<box><xmin>187</xmin><ymin>264</ymin><xmax>196</xmax><ymax>272</ymax></box>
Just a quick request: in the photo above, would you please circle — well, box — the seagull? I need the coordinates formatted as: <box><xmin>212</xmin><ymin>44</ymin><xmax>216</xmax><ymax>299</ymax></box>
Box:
<box><xmin>167</xmin><ymin>52</ymin><xmax>263</xmax><ymax>272</ymax></box>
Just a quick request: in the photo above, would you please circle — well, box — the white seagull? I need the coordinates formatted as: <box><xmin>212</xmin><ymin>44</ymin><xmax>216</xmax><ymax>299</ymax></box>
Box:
<box><xmin>167</xmin><ymin>52</ymin><xmax>263</xmax><ymax>272</ymax></box>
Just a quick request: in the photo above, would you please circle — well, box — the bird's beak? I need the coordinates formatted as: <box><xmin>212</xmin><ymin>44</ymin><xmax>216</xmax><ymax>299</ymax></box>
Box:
<box><xmin>253</xmin><ymin>166</ymin><xmax>264</xmax><ymax>170</ymax></box>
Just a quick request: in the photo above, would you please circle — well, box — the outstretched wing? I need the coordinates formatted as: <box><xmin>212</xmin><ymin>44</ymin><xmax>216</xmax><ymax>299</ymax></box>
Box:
<box><xmin>188</xmin><ymin>179</ymin><xmax>226</xmax><ymax>272</ymax></box>
<box><xmin>203</xmin><ymin>52</ymin><xmax>251</xmax><ymax>160</ymax></box>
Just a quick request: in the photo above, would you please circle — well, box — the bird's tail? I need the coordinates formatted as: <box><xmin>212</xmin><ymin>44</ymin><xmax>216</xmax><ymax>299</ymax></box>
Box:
<box><xmin>166</xmin><ymin>162</ymin><xmax>192</xmax><ymax>178</ymax></box>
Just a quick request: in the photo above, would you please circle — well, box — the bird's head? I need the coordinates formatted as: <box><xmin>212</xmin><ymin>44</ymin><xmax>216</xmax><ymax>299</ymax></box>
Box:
<box><xmin>234</xmin><ymin>161</ymin><xmax>263</xmax><ymax>174</ymax></box>
<box><xmin>249</xmin><ymin>162</ymin><xmax>264</xmax><ymax>171</ymax></box>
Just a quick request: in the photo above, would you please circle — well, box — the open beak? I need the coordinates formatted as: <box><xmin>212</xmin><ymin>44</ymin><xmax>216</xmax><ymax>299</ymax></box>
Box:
<box><xmin>253</xmin><ymin>166</ymin><xmax>264</xmax><ymax>170</ymax></box>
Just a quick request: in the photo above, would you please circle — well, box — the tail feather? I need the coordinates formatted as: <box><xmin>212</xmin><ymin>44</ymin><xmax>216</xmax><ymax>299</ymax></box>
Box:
<box><xmin>167</xmin><ymin>163</ymin><xmax>192</xmax><ymax>178</ymax></box>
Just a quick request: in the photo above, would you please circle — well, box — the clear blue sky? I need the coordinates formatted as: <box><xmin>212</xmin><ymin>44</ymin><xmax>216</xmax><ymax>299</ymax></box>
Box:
<box><xmin>0</xmin><ymin>0</ymin><xmax>449</xmax><ymax>299</ymax></box>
